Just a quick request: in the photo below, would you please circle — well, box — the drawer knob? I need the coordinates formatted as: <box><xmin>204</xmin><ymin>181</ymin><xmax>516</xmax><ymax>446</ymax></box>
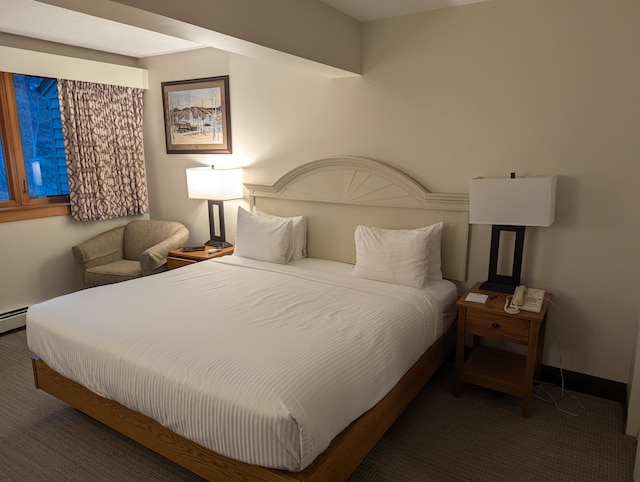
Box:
<box><xmin>492</xmin><ymin>323</ymin><xmax>500</xmax><ymax>329</ymax></box>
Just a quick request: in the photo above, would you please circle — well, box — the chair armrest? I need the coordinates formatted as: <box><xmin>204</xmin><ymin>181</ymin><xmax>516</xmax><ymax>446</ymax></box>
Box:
<box><xmin>139</xmin><ymin>226</ymin><xmax>190</xmax><ymax>275</ymax></box>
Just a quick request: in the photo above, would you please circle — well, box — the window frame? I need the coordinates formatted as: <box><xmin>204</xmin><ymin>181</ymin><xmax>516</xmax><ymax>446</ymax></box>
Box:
<box><xmin>0</xmin><ymin>72</ymin><xmax>70</xmax><ymax>222</ymax></box>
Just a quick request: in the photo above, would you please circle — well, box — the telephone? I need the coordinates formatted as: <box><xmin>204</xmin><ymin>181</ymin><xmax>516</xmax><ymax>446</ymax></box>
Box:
<box><xmin>508</xmin><ymin>285</ymin><xmax>545</xmax><ymax>313</ymax></box>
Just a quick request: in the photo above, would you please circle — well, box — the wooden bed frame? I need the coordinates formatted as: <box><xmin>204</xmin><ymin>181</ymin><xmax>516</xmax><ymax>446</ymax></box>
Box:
<box><xmin>31</xmin><ymin>157</ymin><xmax>469</xmax><ymax>481</ymax></box>
<box><xmin>32</xmin><ymin>324</ymin><xmax>455</xmax><ymax>481</ymax></box>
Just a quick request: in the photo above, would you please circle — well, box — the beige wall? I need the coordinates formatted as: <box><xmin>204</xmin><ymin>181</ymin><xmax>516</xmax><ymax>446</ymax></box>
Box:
<box><xmin>1</xmin><ymin>0</ymin><xmax>638</xmax><ymax>383</ymax></box>
<box><xmin>0</xmin><ymin>216</ymin><xmax>143</xmax><ymax>311</ymax></box>
<box><xmin>143</xmin><ymin>0</ymin><xmax>639</xmax><ymax>382</ymax></box>
<box><xmin>357</xmin><ymin>0</ymin><xmax>640</xmax><ymax>382</ymax></box>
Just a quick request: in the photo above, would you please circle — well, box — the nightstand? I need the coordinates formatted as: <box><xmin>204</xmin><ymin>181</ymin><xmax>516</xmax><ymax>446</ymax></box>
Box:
<box><xmin>167</xmin><ymin>246</ymin><xmax>234</xmax><ymax>270</ymax></box>
<box><xmin>453</xmin><ymin>282</ymin><xmax>552</xmax><ymax>417</ymax></box>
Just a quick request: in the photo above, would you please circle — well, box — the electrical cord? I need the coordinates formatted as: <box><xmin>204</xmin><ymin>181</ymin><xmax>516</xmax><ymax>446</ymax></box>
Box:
<box><xmin>533</xmin><ymin>298</ymin><xmax>585</xmax><ymax>417</ymax></box>
<box><xmin>504</xmin><ymin>296</ymin><xmax>520</xmax><ymax>314</ymax></box>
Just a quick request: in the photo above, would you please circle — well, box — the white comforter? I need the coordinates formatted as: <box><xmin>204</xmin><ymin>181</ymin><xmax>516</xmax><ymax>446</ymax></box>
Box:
<box><xmin>27</xmin><ymin>256</ymin><xmax>453</xmax><ymax>471</ymax></box>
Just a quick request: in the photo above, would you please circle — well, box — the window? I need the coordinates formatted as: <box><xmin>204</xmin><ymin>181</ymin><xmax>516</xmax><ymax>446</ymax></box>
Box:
<box><xmin>0</xmin><ymin>72</ymin><xmax>70</xmax><ymax>222</ymax></box>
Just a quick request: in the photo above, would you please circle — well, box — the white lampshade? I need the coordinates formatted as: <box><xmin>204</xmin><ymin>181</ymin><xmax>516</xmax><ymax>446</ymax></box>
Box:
<box><xmin>186</xmin><ymin>167</ymin><xmax>243</xmax><ymax>200</ymax></box>
<box><xmin>469</xmin><ymin>176</ymin><xmax>557</xmax><ymax>227</ymax></box>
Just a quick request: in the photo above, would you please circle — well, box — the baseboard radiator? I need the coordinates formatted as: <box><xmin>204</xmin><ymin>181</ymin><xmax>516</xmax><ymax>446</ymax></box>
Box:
<box><xmin>0</xmin><ymin>307</ymin><xmax>27</xmax><ymax>334</ymax></box>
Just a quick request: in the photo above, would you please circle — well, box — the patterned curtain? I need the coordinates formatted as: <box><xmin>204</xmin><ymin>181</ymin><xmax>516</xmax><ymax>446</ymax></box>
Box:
<box><xmin>58</xmin><ymin>80</ymin><xmax>149</xmax><ymax>221</ymax></box>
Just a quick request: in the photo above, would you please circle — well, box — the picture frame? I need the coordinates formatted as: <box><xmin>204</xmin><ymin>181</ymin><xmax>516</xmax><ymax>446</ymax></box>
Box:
<box><xmin>161</xmin><ymin>76</ymin><xmax>232</xmax><ymax>154</ymax></box>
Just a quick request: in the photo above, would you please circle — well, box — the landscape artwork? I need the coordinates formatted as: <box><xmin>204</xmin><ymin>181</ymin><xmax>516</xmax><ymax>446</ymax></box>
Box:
<box><xmin>162</xmin><ymin>76</ymin><xmax>232</xmax><ymax>154</ymax></box>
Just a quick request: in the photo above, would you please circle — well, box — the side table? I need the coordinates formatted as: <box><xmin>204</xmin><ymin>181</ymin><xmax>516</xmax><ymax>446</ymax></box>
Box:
<box><xmin>453</xmin><ymin>282</ymin><xmax>552</xmax><ymax>417</ymax></box>
<box><xmin>167</xmin><ymin>246</ymin><xmax>234</xmax><ymax>270</ymax></box>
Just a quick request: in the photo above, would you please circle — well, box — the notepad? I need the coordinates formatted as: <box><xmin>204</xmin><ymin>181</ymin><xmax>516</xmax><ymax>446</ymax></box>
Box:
<box><xmin>465</xmin><ymin>292</ymin><xmax>488</xmax><ymax>303</ymax></box>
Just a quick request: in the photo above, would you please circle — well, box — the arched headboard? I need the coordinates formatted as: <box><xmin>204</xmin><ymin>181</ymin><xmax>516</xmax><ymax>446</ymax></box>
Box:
<box><xmin>244</xmin><ymin>156</ymin><xmax>469</xmax><ymax>281</ymax></box>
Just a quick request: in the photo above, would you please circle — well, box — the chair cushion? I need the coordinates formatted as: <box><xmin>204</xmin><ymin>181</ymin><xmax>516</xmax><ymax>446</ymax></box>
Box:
<box><xmin>85</xmin><ymin>260</ymin><xmax>142</xmax><ymax>287</ymax></box>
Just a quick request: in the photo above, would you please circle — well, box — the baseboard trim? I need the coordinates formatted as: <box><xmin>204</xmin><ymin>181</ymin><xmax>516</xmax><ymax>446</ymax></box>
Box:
<box><xmin>0</xmin><ymin>307</ymin><xmax>27</xmax><ymax>334</ymax></box>
<box><xmin>540</xmin><ymin>365</ymin><xmax>626</xmax><ymax>403</ymax></box>
<box><xmin>458</xmin><ymin>346</ymin><xmax>627</xmax><ymax>403</ymax></box>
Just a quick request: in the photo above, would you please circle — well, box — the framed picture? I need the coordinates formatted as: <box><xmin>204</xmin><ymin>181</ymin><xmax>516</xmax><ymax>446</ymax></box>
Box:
<box><xmin>161</xmin><ymin>76</ymin><xmax>232</xmax><ymax>154</ymax></box>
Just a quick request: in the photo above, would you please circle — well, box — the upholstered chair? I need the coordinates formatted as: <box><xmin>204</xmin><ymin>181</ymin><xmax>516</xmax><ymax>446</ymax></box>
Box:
<box><xmin>72</xmin><ymin>220</ymin><xmax>189</xmax><ymax>289</ymax></box>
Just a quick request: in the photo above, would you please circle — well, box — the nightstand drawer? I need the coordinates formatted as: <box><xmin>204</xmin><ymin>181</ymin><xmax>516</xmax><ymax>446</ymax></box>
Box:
<box><xmin>466</xmin><ymin>311</ymin><xmax>529</xmax><ymax>344</ymax></box>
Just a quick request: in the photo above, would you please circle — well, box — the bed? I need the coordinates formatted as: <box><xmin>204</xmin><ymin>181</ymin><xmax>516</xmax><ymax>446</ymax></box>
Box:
<box><xmin>28</xmin><ymin>156</ymin><xmax>469</xmax><ymax>481</ymax></box>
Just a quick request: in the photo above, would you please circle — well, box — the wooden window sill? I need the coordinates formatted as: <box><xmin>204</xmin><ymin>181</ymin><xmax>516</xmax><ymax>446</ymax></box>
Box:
<box><xmin>0</xmin><ymin>204</ymin><xmax>71</xmax><ymax>223</ymax></box>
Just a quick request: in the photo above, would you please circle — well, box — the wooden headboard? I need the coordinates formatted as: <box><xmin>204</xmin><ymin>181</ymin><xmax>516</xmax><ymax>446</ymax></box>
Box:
<box><xmin>245</xmin><ymin>156</ymin><xmax>469</xmax><ymax>281</ymax></box>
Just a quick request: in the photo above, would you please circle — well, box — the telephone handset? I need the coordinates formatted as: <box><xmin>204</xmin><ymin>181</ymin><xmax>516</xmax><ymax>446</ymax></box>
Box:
<box><xmin>507</xmin><ymin>285</ymin><xmax>545</xmax><ymax>314</ymax></box>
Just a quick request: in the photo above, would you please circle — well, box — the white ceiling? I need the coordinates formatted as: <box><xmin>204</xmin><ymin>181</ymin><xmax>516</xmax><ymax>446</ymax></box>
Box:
<box><xmin>0</xmin><ymin>0</ymin><xmax>490</xmax><ymax>59</ymax></box>
<box><xmin>0</xmin><ymin>0</ymin><xmax>202</xmax><ymax>58</ymax></box>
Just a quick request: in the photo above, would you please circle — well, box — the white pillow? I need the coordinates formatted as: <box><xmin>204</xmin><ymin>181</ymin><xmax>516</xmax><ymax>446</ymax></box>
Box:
<box><xmin>253</xmin><ymin>210</ymin><xmax>307</xmax><ymax>262</ymax></box>
<box><xmin>234</xmin><ymin>207</ymin><xmax>292</xmax><ymax>264</ymax></box>
<box><xmin>353</xmin><ymin>225</ymin><xmax>430</xmax><ymax>288</ymax></box>
<box><xmin>391</xmin><ymin>222</ymin><xmax>443</xmax><ymax>281</ymax></box>
<box><xmin>423</xmin><ymin>222</ymin><xmax>443</xmax><ymax>281</ymax></box>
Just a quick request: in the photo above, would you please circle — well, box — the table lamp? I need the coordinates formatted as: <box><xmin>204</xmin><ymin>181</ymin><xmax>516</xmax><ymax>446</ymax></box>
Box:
<box><xmin>186</xmin><ymin>166</ymin><xmax>243</xmax><ymax>248</ymax></box>
<box><xmin>469</xmin><ymin>174</ymin><xmax>556</xmax><ymax>293</ymax></box>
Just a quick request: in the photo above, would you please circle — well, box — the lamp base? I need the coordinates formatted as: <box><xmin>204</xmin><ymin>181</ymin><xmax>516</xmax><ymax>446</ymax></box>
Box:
<box><xmin>479</xmin><ymin>280</ymin><xmax>517</xmax><ymax>294</ymax></box>
<box><xmin>481</xmin><ymin>225</ymin><xmax>525</xmax><ymax>295</ymax></box>
<box><xmin>206</xmin><ymin>240</ymin><xmax>233</xmax><ymax>249</ymax></box>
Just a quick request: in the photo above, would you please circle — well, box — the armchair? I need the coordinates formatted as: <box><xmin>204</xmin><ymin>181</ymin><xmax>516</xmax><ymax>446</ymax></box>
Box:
<box><xmin>72</xmin><ymin>220</ymin><xmax>189</xmax><ymax>289</ymax></box>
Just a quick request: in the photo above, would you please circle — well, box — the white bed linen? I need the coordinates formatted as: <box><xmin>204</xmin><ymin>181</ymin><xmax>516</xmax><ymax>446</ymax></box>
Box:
<box><xmin>288</xmin><ymin>257</ymin><xmax>458</xmax><ymax>330</ymax></box>
<box><xmin>27</xmin><ymin>256</ymin><xmax>454</xmax><ymax>471</ymax></box>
